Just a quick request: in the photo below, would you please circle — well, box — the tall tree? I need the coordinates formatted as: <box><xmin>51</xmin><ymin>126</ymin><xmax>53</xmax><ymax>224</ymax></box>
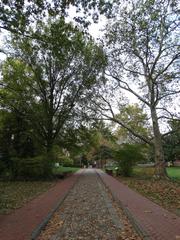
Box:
<box><xmin>103</xmin><ymin>0</ymin><xmax>180</xmax><ymax>177</ymax></box>
<box><xmin>0</xmin><ymin>19</ymin><xmax>106</xmax><ymax>153</ymax></box>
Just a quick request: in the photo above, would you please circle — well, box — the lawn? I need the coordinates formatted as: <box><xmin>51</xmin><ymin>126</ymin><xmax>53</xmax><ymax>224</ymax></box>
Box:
<box><xmin>166</xmin><ymin>167</ymin><xmax>180</xmax><ymax>180</ymax></box>
<box><xmin>133</xmin><ymin>166</ymin><xmax>180</xmax><ymax>180</ymax></box>
<box><xmin>53</xmin><ymin>166</ymin><xmax>80</xmax><ymax>174</ymax></box>
<box><xmin>0</xmin><ymin>181</ymin><xmax>54</xmax><ymax>214</ymax></box>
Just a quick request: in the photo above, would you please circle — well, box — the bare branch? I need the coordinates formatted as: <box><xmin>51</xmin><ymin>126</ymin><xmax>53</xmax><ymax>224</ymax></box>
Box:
<box><xmin>154</xmin><ymin>53</ymin><xmax>180</xmax><ymax>81</ymax></box>
<box><xmin>105</xmin><ymin>72</ymin><xmax>150</xmax><ymax>106</ymax></box>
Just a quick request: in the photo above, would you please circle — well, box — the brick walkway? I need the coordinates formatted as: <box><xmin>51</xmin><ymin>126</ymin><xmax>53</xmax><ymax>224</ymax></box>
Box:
<box><xmin>97</xmin><ymin>169</ymin><xmax>180</xmax><ymax>240</ymax></box>
<box><xmin>0</xmin><ymin>171</ymin><xmax>81</xmax><ymax>240</ymax></box>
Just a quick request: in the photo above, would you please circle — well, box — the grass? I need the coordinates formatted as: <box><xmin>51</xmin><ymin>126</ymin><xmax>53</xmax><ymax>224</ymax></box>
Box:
<box><xmin>105</xmin><ymin>165</ymin><xmax>180</xmax><ymax>180</ymax></box>
<box><xmin>133</xmin><ymin>166</ymin><xmax>180</xmax><ymax>180</ymax></box>
<box><xmin>166</xmin><ymin>167</ymin><xmax>180</xmax><ymax>180</ymax></box>
<box><xmin>53</xmin><ymin>166</ymin><xmax>80</xmax><ymax>174</ymax></box>
<box><xmin>0</xmin><ymin>181</ymin><xmax>54</xmax><ymax>214</ymax></box>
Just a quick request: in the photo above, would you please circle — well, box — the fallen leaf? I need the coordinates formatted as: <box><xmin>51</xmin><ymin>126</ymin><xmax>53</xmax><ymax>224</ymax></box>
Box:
<box><xmin>144</xmin><ymin>210</ymin><xmax>152</xmax><ymax>213</ymax></box>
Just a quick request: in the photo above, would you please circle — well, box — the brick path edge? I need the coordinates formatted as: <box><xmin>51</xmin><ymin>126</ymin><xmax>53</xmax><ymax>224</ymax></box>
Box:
<box><xmin>96</xmin><ymin>169</ymin><xmax>151</xmax><ymax>240</ymax></box>
<box><xmin>31</xmin><ymin>170</ymin><xmax>83</xmax><ymax>240</ymax></box>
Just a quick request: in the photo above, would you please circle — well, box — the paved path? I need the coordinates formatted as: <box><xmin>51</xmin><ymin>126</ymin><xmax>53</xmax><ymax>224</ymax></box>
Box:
<box><xmin>38</xmin><ymin>169</ymin><xmax>126</xmax><ymax>240</ymax></box>
<box><xmin>97</xmin><ymin>169</ymin><xmax>180</xmax><ymax>240</ymax></box>
<box><xmin>0</xmin><ymin>171</ymin><xmax>81</xmax><ymax>240</ymax></box>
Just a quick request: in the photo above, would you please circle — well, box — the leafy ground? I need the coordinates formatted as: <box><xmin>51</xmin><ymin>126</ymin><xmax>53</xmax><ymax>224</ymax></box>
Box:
<box><xmin>117</xmin><ymin>168</ymin><xmax>180</xmax><ymax>216</ymax></box>
<box><xmin>0</xmin><ymin>166</ymin><xmax>79</xmax><ymax>215</ymax></box>
<box><xmin>133</xmin><ymin>166</ymin><xmax>155</xmax><ymax>178</ymax></box>
<box><xmin>0</xmin><ymin>181</ymin><xmax>54</xmax><ymax>214</ymax></box>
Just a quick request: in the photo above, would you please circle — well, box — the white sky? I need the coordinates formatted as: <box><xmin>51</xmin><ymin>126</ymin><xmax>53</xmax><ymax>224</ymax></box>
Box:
<box><xmin>0</xmin><ymin>31</ymin><xmax>7</xmax><ymax>61</ymax></box>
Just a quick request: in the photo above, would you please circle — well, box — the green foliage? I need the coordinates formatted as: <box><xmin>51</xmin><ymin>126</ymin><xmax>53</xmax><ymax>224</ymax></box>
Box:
<box><xmin>50</xmin><ymin>145</ymin><xmax>74</xmax><ymax>166</ymax></box>
<box><xmin>115</xmin><ymin>144</ymin><xmax>145</xmax><ymax>177</ymax></box>
<box><xmin>163</xmin><ymin>120</ymin><xmax>180</xmax><ymax>162</ymax></box>
<box><xmin>0</xmin><ymin>110</ymin><xmax>38</xmax><ymax>173</ymax></box>
<box><xmin>0</xmin><ymin>0</ymin><xmax>113</xmax><ymax>35</ymax></box>
<box><xmin>11</xmin><ymin>155</ymin><xmax>52</xmax><ymax>180</ymax></box>
<box><xmin>94</xmin><ymin>145</ymin><xmax>114</xmax><ymax>161</ymax></box>
<box><xmin>61</xmin><ymin>157</ymin><xmax>74</xmax><ymax>167</ymax></box>
<box><xmin>59</xmin><ymin>123</ymin><xmax>110</xmax><ymax>162</ymax></box>
<box><xmin>105</xmin><ymin>0</ymin><xmax>179</xmax><ymax>169</ymax></box>
<box><xmin>1</xmin><ymin>19</ymin><xmax>106</xmax><ymax>154</ymax></box>
<box><xmin>114</xmin><ymin>104</ymin><xmax>152</xmax><ymax>143</ymax></box>
<box><xmin>49</xmin><ymin>145</ymin><xmax>62</xmax><ymax>163</ymax></box>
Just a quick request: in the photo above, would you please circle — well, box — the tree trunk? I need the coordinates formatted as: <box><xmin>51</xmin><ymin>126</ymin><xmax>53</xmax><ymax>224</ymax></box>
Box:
<box><xmin>46</xmin><ymin>138</ymin><xmax>53</xmax><ymax>153</ymax></box>
<box><xmin>45</xmin><ymin>137</ymin><xmax>54</xmax><ymax>177</ymax></box>
<box><xmin>151</xmin><ymin>107</ymin><xmax>167</xmax><ymax>178</ymax></box>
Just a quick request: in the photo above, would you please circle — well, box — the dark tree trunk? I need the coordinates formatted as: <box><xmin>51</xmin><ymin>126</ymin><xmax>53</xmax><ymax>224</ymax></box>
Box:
<box><xmin>45</xmin><ymin>135</ymin><xmax>54</xmax><ymax>177</ymax></box>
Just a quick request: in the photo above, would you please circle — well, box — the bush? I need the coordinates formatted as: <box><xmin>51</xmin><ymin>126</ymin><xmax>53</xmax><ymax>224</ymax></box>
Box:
<box><xmin>50</xmin><ymin>145</ymin><xmax>74</xmax><ymax>167</ymax></box>
<box><xmin>61</xmin><ymin>156</ymin><xmax>73</xmax><ymax>167</ymax></box>
<box><xmin>50</xmin><ymin>145</ymin><xmax>62</xmax><ymax>163</ymax></box>
<box><xmin>11</xmin><ymin>155</ymin><xmax>53</xmax><ymax>180</ymax></box>
<box><xmin>115</xmin><ymin>144</ymin><xmax>145</xmax><ymax>177</ymax></box>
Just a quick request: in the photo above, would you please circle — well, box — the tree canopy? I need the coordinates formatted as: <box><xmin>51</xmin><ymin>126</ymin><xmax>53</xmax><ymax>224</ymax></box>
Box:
<box><xmin>0</xmin><ymin>0</ymin><xmax>113</xmax><ymax>35</ymax></box>
<box><xmin>0</xmin><ymin>19</ymin><xmax>106</xmax><ymax>153</ymax></box>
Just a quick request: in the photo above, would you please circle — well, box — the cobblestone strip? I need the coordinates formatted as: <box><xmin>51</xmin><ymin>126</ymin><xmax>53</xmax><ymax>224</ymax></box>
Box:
<box><xmin>97</xmin><ymin>179</ymin><xmax>124</xmax><ymax>230</ymax></box>
<box><xmin>50</xmin><ymin>176</ymin><xmax>82</xmax><ymax>240</ymax></box>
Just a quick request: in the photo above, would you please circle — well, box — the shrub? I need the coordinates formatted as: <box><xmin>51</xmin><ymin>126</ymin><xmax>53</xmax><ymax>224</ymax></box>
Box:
<box><xmin>115</xmin><ymin>144</ymin><xmax>145</xmax><ymax>177</ymax></box>
<box><xmin>11</xmin><ymin>155</ymin><xmax>53</xmax><ymax>180</ymax></box>
<box><xmin>50</xmin><ymin>145</ymin><xmax>62</xmax><ymax>163</ymax></box>
<box><xmin>62</xmin><ymin>156</ymin><xmax>73</xmax><ymax>167</ymax></box>
<box><xmin>50</xmin><ymin>145</ymin><xmax>73</xmax><ymax>167</ymax></box>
